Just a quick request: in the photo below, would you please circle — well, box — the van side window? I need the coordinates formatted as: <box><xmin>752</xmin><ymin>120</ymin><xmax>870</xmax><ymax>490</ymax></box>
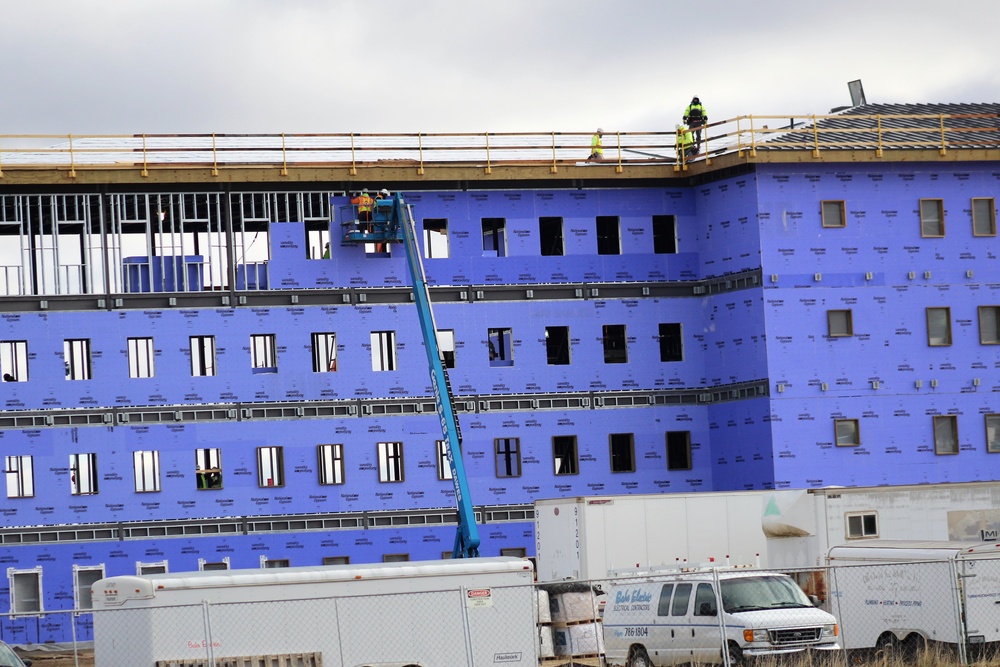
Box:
<box><xmin>657</xmin><ymin>584</ymin><xmax>674</xmax><ymax>616</ymax></box>
<box><xmin>671</xmin><ymin>583</ymin><xmax>692</xmax><ymax>615</ymax></box>
<box><xmin>693</xmin><ymin>583</ymin><xmax>717</xmax><ymax>616</ymax></box>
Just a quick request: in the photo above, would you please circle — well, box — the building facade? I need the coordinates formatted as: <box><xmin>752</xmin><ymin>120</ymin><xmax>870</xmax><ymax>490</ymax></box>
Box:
<box><xmin>0</xmin><ymin>103</ymin><xmax>997</xmax><ymax>644</ymax></box>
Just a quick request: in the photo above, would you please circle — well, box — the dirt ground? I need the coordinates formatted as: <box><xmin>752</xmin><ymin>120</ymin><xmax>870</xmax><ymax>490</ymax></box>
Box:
<box><xmin>19</xmin><ymin>650</ymin><xmax>94</xmax><ymax>667</ymax></box>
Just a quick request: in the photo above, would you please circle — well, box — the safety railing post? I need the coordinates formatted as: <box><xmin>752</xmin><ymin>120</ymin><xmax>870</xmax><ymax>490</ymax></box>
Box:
<box><xmin>140</xmin><ymin>134</ymin><xmax>149</xmax><ymax>177</ymax></box>
<box><xmin>484</xmin><ymin>132</ymin><xmax>492</xmax><ymax>174</ymax></box>
<box><xmin>349</xmin><ymin>133</ymin><xmax>357</xmax><ymax>175</ymax></box>
<box><xmin>615</xmin><ymin>131</ymin><xmax>623</xmax><ymax>173</ymax></box>
<box><xmin>876</xmin><ymin>115</ymin><xmax>884</xmax><ymax>157</ymax></box>
<box><xmin>418</xmin><ymin>133</ymin><xmax>425</xmax><ymax>175</ymax></box>
<box><xmin>939</xmin><ymin>114</ymin><xmax>948</xmax><ymax>156</ymax></box>
<box><xmin>550</xmin><ymin>131</ymin><xmax>557</xmax><ymax>173</ymax></box>
<box><xmin>211</xmin><ymin>133</ymin><xmax>219</xmax><ymax>177</ymax></box>
<box><xmin>280</xmin><ymin>133</ymin><xmax>288</xmax><ymax>176</ymax></box>
<box><xmin>68</xmin><ymin>134</ymin><xmax>77</xmax><ymax>178</ymax></box>
<box><xmin>748</xmin><ymin>116</ymin><xmax>758</xmax><ymax>157</ymax></box>
<box><xmin>812</xmin><ymin>115</ymin><xmax>820</xmax><ymax>158</ymax></box>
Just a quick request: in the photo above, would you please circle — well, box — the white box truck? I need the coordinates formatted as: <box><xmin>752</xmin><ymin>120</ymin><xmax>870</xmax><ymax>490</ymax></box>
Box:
<box><xmin>602</xmin><ymin>569</ymin><xmax>841</xmax><ymax>666</ymax></box>
<box><xmin>826</xmin><ymin>540</ymin><xmax>1000</xmax><ymax>660</ymax></box>
<box><xmin>90</xmin><ymin>556</ymin><xmax>537</xmax><ymax>667</ymax></box>
<box><xmin>535</xmin><ymin>493</ymin><xmax>771</xmax><ymax>582</ymax></box>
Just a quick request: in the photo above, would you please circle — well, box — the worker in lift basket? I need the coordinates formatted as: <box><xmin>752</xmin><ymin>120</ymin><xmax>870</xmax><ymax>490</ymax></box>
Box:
<box><xmin>351</xmin><ymin>189</ymin><xmax>375</xmax><ymax>224</ymax></box>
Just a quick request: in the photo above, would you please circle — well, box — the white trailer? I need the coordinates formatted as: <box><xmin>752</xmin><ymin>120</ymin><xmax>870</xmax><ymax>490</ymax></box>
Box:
<box><xmin>764</xmin><ymin>482</ymin><xmax>1000</xmax><ymax>570</ymax></box>
<box><xmin>825</xmin><ymin>540</ymin><xmax>1000</xmax><ymax>660</ymax></box>
<box><xmin>534</xmin><ymin>492</ymin><xmax>770</xmax><ymax>582</ymax></box>
<box><xmin>91</xmin><ymin>557</ymin><xmax>537</xmax><ymax>667</ymax></box>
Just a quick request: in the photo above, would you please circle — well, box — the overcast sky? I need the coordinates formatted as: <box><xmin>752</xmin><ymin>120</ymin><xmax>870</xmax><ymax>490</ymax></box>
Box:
<box><xmin>1</xmin><ymin>0</ymin><xmax>996</xmax><ymax>136</ymax></box>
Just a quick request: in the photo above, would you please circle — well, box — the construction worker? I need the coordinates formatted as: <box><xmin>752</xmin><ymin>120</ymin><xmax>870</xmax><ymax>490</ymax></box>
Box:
<box><xmin>587</xmin><ymin>128</ymin><xmax>604</xmax><ymax>161</ymax></box>
<box><xmin>676</xmin><ymin>124</ymin><xmax>695</xmax><ymax>162</ymax></box>
<box><xmin>350</xmin><ymin>189</ymin><xmax>375</xmax><ymax>223</ymax></box>
<box><xmin>683</xmin><ymin>96</ymin><xmax>707</xmax><ymax>152</ymax></box>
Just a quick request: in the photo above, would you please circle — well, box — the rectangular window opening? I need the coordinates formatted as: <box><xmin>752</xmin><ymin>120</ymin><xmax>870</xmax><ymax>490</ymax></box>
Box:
<box><xmin>652</xmin><ymin>215</ymin><xmax>677</xmax><ymax>254</ymax></box>
<box><xmin>972</xmin><ymin>197</ymin><xmax>996</xmax><ymax>237</ymax></box>
<box><xmin>920</xmin><ymin>198</ymin><xmax>945</xmax><ymax>237</ymax></box>
<box><xmin>318</xmin><ymin>444</ymin><xmax>345</xmax><ymax>485</ymax></box>
<box><xmin>190</xmin><ymin>336</ymin><xmax>217</xmax><ymax>377</ymax></box>
<box><xmin>610</xmin><ymin>433</ymin><xmax>635</xmax><ymax>472</ymax></box>
<box><xmin>926</xmin><ymin>307</ymin><xmax>952</xmax><ymax>346</ymax></box>
<box><xmin>64</xmin><ymin>339</ymin><xmax>92</xmax><ymax>381</ymax></box>
<box><xmin>257</xmin><ymin>446</ymin><xmax>285</xmax><ymax>487</ymax></box>
<box><xmin>436</xmin><ymin>440</ymin><xmax>453</xmax><ymax>481</ymax></box>
<box><xmin>539</xmin><ymin>217</ymin><xmax>564</xmax><ymax>256</ymax></box>
<box><xmin>986</xmin><ymin>414</ymin><xmax>1000</xmax><ymax>454</ymax></box>
<box><xmin>553</xmin><ymin>436</ymin><xmax>578</xmax><ymax>476</ymax></box>
<box><xmin>482</xmin><ymin>218</ymin><xmax>507</xmax><ymax>257</ymax></box>
<box><xmin>437</xmin><ymin>330</ymin><xmax>456</xmax><ymax>369</ymax></box>
<box><xmin>196</xmin><ymin>448</ymin><xmax>223</xmax><ymax>490</ymax></box>
<box><xmin>133</xmin><ymin>450</ymin><xmax>161</xmax><ymax>492</ymax></box>
<box><xmin>846</xmin><ymin>512</ymin><xmax>878</xmax><ymax>538</ymax></box>
<box><xmin>250</xmin><ymin>334</ymin><xmax>277</xmax><ymax>373</ymax></box>
<box><xmin>666</xmin><ymin>431</ymin><xmax>692</xmax><ymax>471</ymax></box>
<box><xmin>827</xmin><ymin>310</ymin><xmax>854</xmax><ymax>337</ymax></box>
<box><xmin>127</xmin><ymin>337</ymin><xmax>155</xmax><ymax>379</ymax></box>
<box><xmin>545</xmin><ymin>326</ymin><xmax>570</xmax><ymax>365</ymax></box>
<box><xmin>311</xmin><ymin>332</ymin><xmax>338</xmax><ymax>372</ymax></box>
<box><xmin>596</xmin><ymin>216</ymin><xmax>621</xmax><ymax>255</ymax></box>
<box><xmin>0</xmin><ymin>340</ymin><xmax>29</xmax><ymax>383</ymax></box>
<box><xmin>978</xmin><ymin>306</ymin><xmax>1000</xmax><ymax>345</ymax></box>
<box><xmin>821</xmin><ymin>200</ymin><xmax>846</xmax><ymax>228</ymax></box>
<box><xmin>70</xmin><ymin>453</ymin><xmax>99</xmax><ymax>495</ymax></box>
<box><xmin>933</xmin><ymin>415</ymin><xmax>958</xmax><ymax>455</ymax></box>
<box><xmin>495</xmin><ymin>438</ymin><xmax>521</xmax><ymax>478</ymax></box>
<box><xmin>602</xmin><ymin>324</ymin><xmax>628</xmax><ymax>364</ymax></box>
<box><xmin>835</xmin><ymin>419</ymin><xmax>860</xmax><ymax>447</ymax></box>
<box><xmin>488</xmin><ymin>327</ymin><xmax>514</xmax><ymax>367</ymax></box>
<box><xmin>422</xmin><ymin>218</ymin><xmax>450</xmax><ymax>258</ymax></box>
<box><xmin>5</xmin><ymin>455</ymin><xmax>34</xmax><ymax>498</ymax></box>
<box><xmin>371</xmin><ymin>331</ymin><xmax>397</xmax><ymax>372</ymax></box>
<box><xmin>9</xmin><ymin>570</ymin><xmax>42</xmax><ymax>614</ymax></box>
<box><xmin>658</xmin><ymin>323</ymin><xmax>683</xmax><ymax>362</ymax></box>
<box><xmin>74</xmin><ymin>566</ymin><xmax>105</xmax><ymax>610</ymax></box>
<box><xmin>378</xmin><ymin>441</ymin><xmax>404</xmax><ymax>482</ymax></box>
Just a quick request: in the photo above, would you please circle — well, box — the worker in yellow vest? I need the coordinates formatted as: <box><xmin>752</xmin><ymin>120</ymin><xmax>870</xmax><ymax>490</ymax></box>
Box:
<box><xmin>587</xmin><ymin>128</ymin><xmax>604</xmax><ymax>162</ymax></box>
<box><xmin>676</xmin><ymin>124</ymin><xmax>695</xmax><ymax>162</ymax></box>
<box><xmin>351</xmin><ymin>189</ymin><xmax>375</xmax><ymax>223</ymax></box>
<box><xmin>683</xmin><ymin>96</ymin><xmax>707</xmax><ymax>151</ymax></box>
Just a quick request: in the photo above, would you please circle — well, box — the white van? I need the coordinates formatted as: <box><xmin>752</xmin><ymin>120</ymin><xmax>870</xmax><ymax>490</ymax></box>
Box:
<box><xmin>602</xmin><ymin>570</ymin><xmax>840</xmax><ymax>666</ymax></box>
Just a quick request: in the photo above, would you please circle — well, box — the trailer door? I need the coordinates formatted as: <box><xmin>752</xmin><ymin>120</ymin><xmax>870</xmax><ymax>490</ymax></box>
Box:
<box><xmin>958</xmin><ymin>557</ymin><xmax>1000</xmax><ymax>649</ymax></box>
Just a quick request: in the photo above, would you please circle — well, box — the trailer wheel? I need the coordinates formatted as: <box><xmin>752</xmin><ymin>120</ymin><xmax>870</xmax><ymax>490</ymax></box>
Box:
<box><xmin>876</xmin><ymin>633</ymin><xmax>899</xmax><ymax>657</ymax></box>
<box><xmin>900</xmin><ymin>634</ymin><xmax>926</xmax><ymax>662</ymax></box>
<box><xmin>626</xmin><ymin>646</ymin><xmax>652</xmax><ymax>667</ymax></box>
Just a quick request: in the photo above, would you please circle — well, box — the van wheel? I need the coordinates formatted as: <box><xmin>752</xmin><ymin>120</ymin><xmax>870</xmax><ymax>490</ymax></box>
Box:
<box><xmin>626</xmin><ymin>646</ymin><xmax>652</xmax><ymax>667</ymax></box>
<box><xmin>726</xmin><ymin>642</ymin><xmax>744</xmax><ymax>667</ymax></box>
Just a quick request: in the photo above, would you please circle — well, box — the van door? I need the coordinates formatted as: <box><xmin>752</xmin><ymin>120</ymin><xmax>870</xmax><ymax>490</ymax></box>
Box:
<box><xmin>690</xmin><ymin>582</ymin><xmax>722</xmax><ymax>663</ymax></box>
<box><xmin>648</xmin><ymin>584</ymin><xmax>674</xmax><ymax>664</ymax></box>
<box><xmin>669</xmin><ymin>583</ymin><xmax>694</xmax><ymax>665</ymax></box>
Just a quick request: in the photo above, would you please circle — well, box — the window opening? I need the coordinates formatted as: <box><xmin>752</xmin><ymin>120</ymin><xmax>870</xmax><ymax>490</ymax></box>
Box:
<box><xmin>70</xmin><ymin>452</ymin><xmax>99</xmax><ymax>495</ymax></box>
<box><xmin>539</xmin><ymin>217</ymin><xmax>564</xmax><ymax>256</ymax></box>
<box><xmin>196</xmin><ymin>448</ymin><xmax>223</xmax><ymax>489</ymax></box>
<box><xmin>9</xmin><ymin>569</ymin><xmax>42</xmax><ymax>614</ymax></box>
<box><xmin>596</xmin><ymin>216</ymin><xmax>621</xmax><ymax>255</ymax></box>
<box><xmin>0</xmin><ymin>340</ymin><xmax>28</xmax><ymax>382</ymax></box>
<box><xmin>926</xmin><ymin>307</ymin><xmax>952</xmax><ymax>346</ymax></box>
<box><xmin>422</xmin><ymin>218</ymin><xmax>449</xmax><ymax>258</ymax></box>
<box><xmin>666</xmin><ymin>431</ymin><xmax>692</xmax><ymax>470</ymax></box>
<box><xmin>610</xmin><ymin>433</ymin><xmax>635</xmax><ymax>472</ymax></box>
<box><xmin>378</xmin><ymin>441</ymin><xmax>404</xmax><ymax>482</ymax></box>
<box><xmin>846</xmin><ymin>512</ymin><xmax>878</xmax><ymax>538</ymax></box>
<box><xmin>821</xmin><ymin>200</ymin><xmax>846</xmax><ymax>228</ymax></box>
<box><xmin>553</xmin><ymin>436</ymin><xmax>578</xmax><ymax>475</ymax></box>
<box><xmin>128</xmin><ymin>337</ymin><xmax>155</xmax><ymax>378</ymax></box>
<box><xmin>979</xmin><ymin>306</ymin><xmax>1000</xmax><ymax>344</ymax></box>
<box><xmin>371</xmin><ymin>331</ymin><xmax>397</xmax><ymax>371</ymax></box>
<box><xmin>602</xmin><ymin>324</ymin><xmax>628</xmax><ymax>364</ymax></box>
<box><xmin>64</xmin><ymin>339</ymin><xmax>92</xmax><ymax>380</ymax></box>
<box><xmin>318</xmin><ymin>444</ymin><xmax>345</xmax><ymax>485</ymax></box>
<box><xmin>835</xmin><ymin>419</ymin><xmax>860</xmax><ymax>447</ymax></box>
<box><xmin>652</xmin><ymin>215</ymin><xmax>677</xmax><ymax>254</ymax></box>
<box><xmin>190</xmin><ymin>335</ymin><xmax>216</xmax><ymax>376</ymax></box>
<box><xmin>495</xmin><ymin>438</ymin><xmax>521</xmax><ymax>478</ymax></box>
<box><xmin>312</xmin><ymin>332</ymin><xmax>338</xmax><ymax>372</ymax></box>
<box><xmin>827</xmin><ymin>310</ymin><xmax>854</xmax><ymax>337</ymax></box>
<box><xmin>5</xmin><ymin>455</ymin><xmax>33</xmax><ymax>498</ymax></box>
<box><xmin>488</xmin><ymin>327</ymin><xmax>514</xmax><ymax>367</ymax></box>
<box><xmin>920</xmin><ymin>198</ymin><xmax>945</xmax><ymax>237</ymax></box>
<box><xmin>972</xmin><ymin>197</ymin><xmax>997</xmax><ymax>236</ymax></box>
<box><xmin>74</xmin><ymin>565</ymin><xmax>105</xmax><ymax>610</ymax></box>
<box><xmin>658</xmin><ymin>323</ymin><xmax>683</xmax><ymax>362</ymax></box>
<box><xmin>437</xmin><ymin>440</ymin><xmax>453</xmax><ymax>480</ymax></box>
<box><xmin>482</xmin><ymin>218</ymin><xmax>506</xmax><ymax>257</ymax></box>
<box><xmin>134</xmin><ymin>450</ymin><xmax>160</xmax><ymax>492</ymax></box>
<box><xmin>250</xmin><ymin>333</ymin><xmax>277</xmax><ymax>373</ymax></box>
<box><xmin>545</xmin><ymin>326</ymin><xmax>570</xmax><ymax>365</ymax></box>
<box><xmin>934</xmin><ymin>415</ymin><xmax>958</xmax><ymax>455</ymax></box>
<box><xmin>437</xmin><ymin>330</ymin><xmax>456</xmax><ymax>368</ymax></box>
<box><xmin>257</xmin><ymin>446</ymin><xmax>285</xmax><ymax>486</ymax></box>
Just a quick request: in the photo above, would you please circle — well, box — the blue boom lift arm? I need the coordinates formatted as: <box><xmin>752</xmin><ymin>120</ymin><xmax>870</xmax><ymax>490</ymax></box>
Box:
<box><xmin>336</xmin><ymin>193</ymin><xmax>481</xmax><ymax>558</ymax></box>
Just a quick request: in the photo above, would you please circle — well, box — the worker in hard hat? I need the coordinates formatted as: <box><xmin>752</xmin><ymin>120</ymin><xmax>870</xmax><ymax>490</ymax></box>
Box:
<box><xmin>377</xmin><ymin>188</ymin><xmax>390</xmax><ymax>200</ymax></box>
<box><xmin>587</xmin><ymin>128</ymin><xmax>604</xmax><ymax>162</ymax></box>
<box><xmin>351</xmin><ymin>189</ymin><xmax>375</xmax><ymax>223</ymax></box>
<box><xmin>676</xmin><ymin>124</ymin><xmax>696</xmax><ymax>162</ymax></box>
<box><xmin>683</xmin><ymin>96</ymin><xmax>707</xmax><ymax>152</ymax></box>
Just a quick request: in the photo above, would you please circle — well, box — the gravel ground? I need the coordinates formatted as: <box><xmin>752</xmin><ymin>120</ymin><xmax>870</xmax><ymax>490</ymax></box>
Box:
<box><xmin>18</xmin><ymin>651</ymin><xmax>95</xmax><ymax>667</ymax></box>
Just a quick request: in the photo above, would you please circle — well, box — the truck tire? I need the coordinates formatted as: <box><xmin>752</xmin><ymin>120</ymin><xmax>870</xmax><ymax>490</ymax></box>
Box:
<box><xmin>901</xmin><ymin>634</ymin><xmax>926</xmax><ymax>661</ymax></box>
<box><xmin>876</xmin><ymin>633</ymin><xmax>899</xmax><ymax>657</ymax></box>
<box><xmin>726</xmin><ymin>642</ymin><xmax>744</xmax><ymax>667</ymax></box>
<box><xmin>626</xmin><ymin>646</ymin><xmax>652</xmax><ymax>667</ymax></box>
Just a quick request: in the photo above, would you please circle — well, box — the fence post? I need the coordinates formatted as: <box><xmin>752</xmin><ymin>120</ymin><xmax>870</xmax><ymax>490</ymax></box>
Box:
<box><xmin>201</xmin><ymin>599</ymin><xmax>216</xmax><ymax>667</ymax></box>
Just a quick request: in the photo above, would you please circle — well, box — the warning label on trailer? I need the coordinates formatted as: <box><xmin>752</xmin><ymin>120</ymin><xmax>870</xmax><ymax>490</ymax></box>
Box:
<box><xmin>466</xmin><ymin>588</ymin><xmax>494</xmax><ymax>608</ymax></box>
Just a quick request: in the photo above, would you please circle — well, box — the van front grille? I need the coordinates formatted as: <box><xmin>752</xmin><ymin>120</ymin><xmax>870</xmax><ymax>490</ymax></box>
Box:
<box><xmin>770</xmin><ymin>627</ymin><xmax>822</xmax><ymax>645</ymax></box>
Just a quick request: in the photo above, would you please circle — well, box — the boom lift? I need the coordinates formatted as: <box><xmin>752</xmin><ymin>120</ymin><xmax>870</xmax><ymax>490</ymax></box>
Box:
<box><xmin>336</xmin><ymin>193</ymin><xmax>481</xmax><ymax>558</ymax></box>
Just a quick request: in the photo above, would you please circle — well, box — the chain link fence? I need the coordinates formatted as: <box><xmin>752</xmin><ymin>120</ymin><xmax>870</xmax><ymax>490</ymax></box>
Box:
<box><xmin>3</xmin><ymin>557</ymin><xmax>1000</xmax><ymax>666</ymax></box>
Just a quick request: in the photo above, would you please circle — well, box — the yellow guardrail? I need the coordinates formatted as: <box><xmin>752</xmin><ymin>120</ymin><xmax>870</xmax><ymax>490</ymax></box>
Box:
<box><xmin>0</xmin><ymin>113</ymin><xmax>997</xmax><ymax>178</ymax></box>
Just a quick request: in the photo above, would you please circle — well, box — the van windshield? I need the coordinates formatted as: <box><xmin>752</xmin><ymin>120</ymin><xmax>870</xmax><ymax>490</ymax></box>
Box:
<box><xmin>719</xmin><ymin>576</ymin><xmax>812</xmax><ymax>613</ymax></box>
